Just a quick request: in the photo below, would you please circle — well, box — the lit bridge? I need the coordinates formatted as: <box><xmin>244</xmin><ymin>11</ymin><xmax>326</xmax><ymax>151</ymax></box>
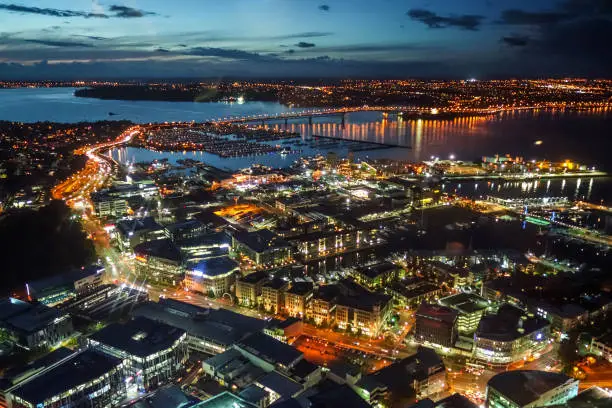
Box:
<box><xmin>210</xmin><ymin>106</ymin><xmax>435</xmax><ymax>125</ymax></box>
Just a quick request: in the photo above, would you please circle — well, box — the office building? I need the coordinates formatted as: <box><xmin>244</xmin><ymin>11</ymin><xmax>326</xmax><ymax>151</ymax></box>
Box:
<box><xmin>236</xmin><ymin>270</ymin><xmax>268</xmax><ymax>308</ymax></box>
<box><xmin>485</xmin><ymin>370</ymin><xmax>578</xmax><ymax>408</ymax></box>
<box><xmin>88</xmin><ymin>316</ymin><xmax>188</xmax><ymax>392</ymax></box>
<box><xmin>262</xmin><ymin>278</ymin><xmax>289</xmax><ymax>314</ymax></box>
<box><xmin>191</xmin><ymin>392</ymin><xmax>257</xmax><ymax>408</ymax></box>
<box><xmin>285</xmin><ymin>281</ymin><xmax>314</xmax><ymax>318</ymax></box>
<box><xmin>335</xmin><ymin>291</ymin><xmax>393</xmax><ymax>337</ymax></box>
<box><xmin>355</xmin><ymin>347</ymin><xmax>446</xmax><ymax>406</ymax></box>
<box><xmin>352</xmin><ymin>262</ymin><xmax>402</xmax><ymax>289</ymax></box>
<box><xmin>307</xmin><ymin>285</ymin><xmax>340</xmax><ymax>326</ymax></box>
<box><xmin>590</xmin><ymin>333</ymin><xmax>612</xmax><ymax>363</ymax></box>
<box><xmin>474</xmin><ymin>305</ymin><xmax>550</xmax><ymax>367</ymax></box>
<box><xmin>232</xmin><ymin>229</ymin><xmax>293</xmax><ymax>266</ymax></box>
<box><xmin>414</xmin><ymin>303</ymin><xmax>458</xmax><ymax>348</ymax></box>
<box><xmin>134</xmin><ymin>238</ymin><xmax>184</xmax><ymax>285</ymax></box>
<box><xmin>439</xmin><ymin>293</ymin><xmax>490</xmax><ymax>335</ymax></box>
<box><xmin>116</xmin><ymin>216</ymin><xmax>165</xmax><ymax>252</ymax></box>
<box><xmin>0</xmin><ymin>298</ymin><xmax>73</xmax><ymax>350</ymax></box>
<box><xmin>25</xmin><ymin>265</ymin><xmax>104</xmax><ymax>306</ymax></box>
<box><xmin>91</xmin><ymin>192</ymin><xmax>128</xmax><ymax>219</ymax></box>
<box><xmin>132</xmin><ymin>298</ymin><xmax>266</xmax><ymax>355</ymax></box>
<box><xmin>184</xmin><ymin>256</ymin><xmax>239</xmax><ymax>297</ymax></box>
<box><xmin>164</xmin><ymin>219</ymin><xmax>206</xmax><ymax>243</ymax></box>
<box><xmin>409</xmin><ymin>393</ymin><xmax>478</xmax><ymax>408</ymax></box>
<box><xmin>3</xmin><ymin>349</ymin><xmax>126</xmax><ymax>408</ymax></box>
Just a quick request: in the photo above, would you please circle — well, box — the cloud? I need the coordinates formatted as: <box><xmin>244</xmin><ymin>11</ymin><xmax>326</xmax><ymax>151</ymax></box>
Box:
<box><xmin>407</xmin><ymin>9</ymin><xmax>484</xmax><ymax>30</ymax></box>
<box><xmin>155</xmin><ymin>48</ymin><xmax>170</xmax><ymax>53</ymax></box>
<box><xmin>498</xmin><ymin>9</ymin><xmax>569</xmax><ymax>25</ymax></box>
<box><xmin>318</xmin><ymin>5</ymin><xmax>330</xmax><ymax>12</ymax></box>
<box><xmin>284</xmin><ymin>49</ymin><xmax>296</xmax><ymax>54</ymax></box>
<box><xmin>186</xmin><ymin>47</ymin><xmax>271</xmax><ymax>61</ymax></box>
<box><xmin>501</xmin><ymin>35</ymin><xmax>530</xmax><ymax>47</ymax></box>
<box><xmin>295</xmin><ymin>42</ymin><xmax>316</xmax><ymax>48</ymax></box>
<box><xmin>0</xmin><ymin>3</ymin><xmax>108</xmax><ymax>18</ymax></box>
<box><xmin>0</xmin><ymin>3</ymin><xmax>156</xmax><ymax>19</ymax></box>
<box><xmin>108</xmin><ymin>5</ymin><xmax>156</xmax><ymax>18</ymax></box>
<box><xmin>23</xmin><ymin>39</ymin><xmax>94</xmax><ymax>48</ymax></box>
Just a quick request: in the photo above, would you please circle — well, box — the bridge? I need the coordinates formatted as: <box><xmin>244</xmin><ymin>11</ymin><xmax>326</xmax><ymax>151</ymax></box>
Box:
<box><xmin>210</xmin><ymin>106</ymin><xmax>439</xmax><ymax>126</ymax></box>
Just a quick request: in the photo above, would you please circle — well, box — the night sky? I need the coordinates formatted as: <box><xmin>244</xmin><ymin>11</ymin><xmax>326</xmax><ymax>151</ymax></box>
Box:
<box><xmin>0</xmin><ymin>0</ymin><xmax>611</xmax><ymax>79</ymax></box>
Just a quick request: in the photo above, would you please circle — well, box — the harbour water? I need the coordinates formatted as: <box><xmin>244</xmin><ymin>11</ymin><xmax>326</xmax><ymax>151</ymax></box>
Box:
<box><xmin>2</xmin><ymin>87</ymin><xmax>612</xmax><ymax>201</ymax></box>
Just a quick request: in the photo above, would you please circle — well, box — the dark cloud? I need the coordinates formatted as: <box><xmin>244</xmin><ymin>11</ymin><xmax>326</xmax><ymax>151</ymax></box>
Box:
<box><xmin>318</xmin><ymin>5</ymin><xmax>330</xmax><ymax>12</ymax></box>
<box><xmin>295</xmin><ymin>42</ymin><xmax>316</xmax><ymax>48</ymax></box>
<box><xmin>155</xmin><ymin>48</ymin><xmax>170</xmax><ymax>53</ymax></box>
<box><xmin>498</xmin><ymin>9</ymin><xmax>569</xmax><ymax>25</ymax></box>
<box><xmin>24</xmin><ymin>39</ymin><xmax>94</xmax><ymax>48</ymax></box>
<box><xmin>186</xmin><ymin>47</ymin><xmax>271</xmax><ymax>61</ymax></box>
<box><xmin>177</xmin><ymin>44</ymin><xmax>188</xmax><ymax>48</ymax></box>
<box><xmin>0</xmin><ymin>3</ymin><xmax>108</xmax><ymax>18</ymax></box>
<box><xmin>108</xmin><ymin>5</ymin><xmax>156</xmax><ymax>18</ymax></box>
<box><xmin>74</xmin><ymin>35</ymin><xmax>108</xmax><ymax>41</ymax></box>
<box><xmin>407</xmin><ymin>9</ymin><xmax>484</xmax><ymax>30</ymax></box>
<box><xmin>284</xmin><ymin>49</ymin><xmax>296</xmax><ymax>54</ymax></box>
<box><xmin>276</xmin><ymin>32</ymin><xmax>331</xmax><ymax>39</ymax></box>
<box><xmin>501</xmin><ymin>35</ymin><xmax>530</xmax><ymax>47</ymax></box>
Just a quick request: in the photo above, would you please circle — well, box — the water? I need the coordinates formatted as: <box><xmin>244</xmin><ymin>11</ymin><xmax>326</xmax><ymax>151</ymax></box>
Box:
<box><xmin>2</xmin><ymin>87</ymin><xmax>612</xmax><ymax>200</ymax></box>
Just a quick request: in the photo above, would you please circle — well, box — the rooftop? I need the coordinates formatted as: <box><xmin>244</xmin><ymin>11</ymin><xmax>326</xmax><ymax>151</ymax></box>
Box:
<box><xmin>439</xmin><ymin>293</ymin><xmax>489</xmax><ymax>315</ymax></box>
<box><xmin>355</xmin><ymin>262</ymin><xmax>398</xmax><ymax>280</ymax></box>
<box><xmin>287</xmin><ymin>281</ymin><xmax>314</xmax><ymax>296</ymax></box>
<box><xmin>416</xmin><ymin>303</ymin><xmax>458</xmax><ymax>325</ymax></box>
<box><xmin>0</xmin><ymin>297</ymin><xmax>69</xmax><ymax>334</ymax></box>
<box><xmin>132</xmin><ymin>299</ymin><xmax>266</xmax><ymax>347</ymax></box>
<box><xmin>116</xmin><ymin>216</ymin><xmax>162</xmax><ymax>237</ymax></box>
<box><xmin>134</xmin><ymin>238</ymin><xmax>182</xmax><ymax>262</ymax></box>
<box><xmin>477</xmin><ymin>304</ymin><xmax>549</xmax><ymax>342</ymax></box>
<box><xmin>89</xmin><ymin>316</ymin><xmax>185</xmax><ymax>357</ymax></box>
<box><xmin>234</xmin><ymin>229</ymin><xmax>292</xmax><ymax>253</ymax></box>
<box><xmin>263</xmin><ymin>278</ymin><xmax>290</xmax><ymax>291</ymax></box>
<box><xmin>11</xmin><ymin>349</ymin><xmax>122</xmax><ymax>404</ymax></box>
<box><xmin>257</xmin><ymin>371</ymin><xmax>303</xmax><ymax>398</ymax></box>
<box><xmin>239</xmin><ymin>270</ymin><xmax>270</xmax><ymax>284</ymax></box>
<box><xmin>26</xmin><ymin>264</ymin><xmax>104</xmax><ymax>294</ymax></box>
<box><xmin>189</xmin><ymin>256</ymin><xmax>239</xmax><ymax>278</ymax></box>
<box><xmin>487</xmin><ymin>370</ymin><xmax>575</xmax><ymax>406</ymax></box>
<box><xmin>191</xmin><ymin>391</ymin><xmax>257</xmax><ymax>408</ymax></box>
<box><xmin>308</xmin><ymin>383</ymin><xmax>371</xmax><ymax>408</ymax></box>
<box><xmin>236</xmin><ymin>331</ymin><xmax>303</xmax><ymax>368</ymax></box>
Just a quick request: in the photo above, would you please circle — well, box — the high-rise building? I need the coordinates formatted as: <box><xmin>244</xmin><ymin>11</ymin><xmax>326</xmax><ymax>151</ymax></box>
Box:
<box><xmin>485</xmin><ymin>370</ymin><xmax>578</xmax><ymax>408</ymax></box>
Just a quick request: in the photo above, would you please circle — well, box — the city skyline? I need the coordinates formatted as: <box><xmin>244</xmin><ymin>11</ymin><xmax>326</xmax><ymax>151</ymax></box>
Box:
<box><xmin>1</xmin><ymin>0</ymin><xmax>611</xmax><ymax>79</ymax></box>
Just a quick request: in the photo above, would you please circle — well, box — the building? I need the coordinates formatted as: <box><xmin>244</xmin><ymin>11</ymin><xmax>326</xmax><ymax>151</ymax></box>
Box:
<box><xmin>132</xmin><ymin>298</ymin><xmax>266</xmax><ymax>355</ymax></box>
<box><xmin>91</xmin><ymin>192</ymin><xmax>128</xmax><ymax>219</ymax></box>
<box><xmin>134</xmin><ymin>238</ymin><xmax>184</xmax><ymax>285</ymax></box>
<box><xmin>191</xmin><ymin>392</ymin><xmax>257</xmax><ymax>408</ymax></box>
<box><xmin>164</xmin><ymin>219</ymin><xmax>206</xmax><ymax>243</ymax></box>
<box><xmin>388</xmin><ymin>280</ymin><xmax>444</xmax><ymax>308</ymax></box>
<box><xmin>263</xmin><ymin>318</ymin><xmax>303</xmax><ymax>343</ymax></box>
<box><xmin>235</xmin><ymin>331</ymin><xmax>304</xmax><ymax>372</ymax></box>
<box><xmin>88</xmin><ymin>316</ymin><xmax>188</xmax><ymax>392</ymax></box>
<box><xmin>0</xmin><ymin>298</ymin><xmax>73</xmax><ymax>351</ymax></box>
<box><xmin>590</xmin><ymin>333</ymin><xmax>612</xmax><ymax>363</ymax></box>
<box><xmin>485</xmin><ymin>370</ymin><xmax>579</xmax><ymax>408</ymax></box>
<box><xmin>184</xmin><ymin>256</ymin><xmax>239</xmax><ymax>297</ymax></box>
<box><xmin>439</xmin><ymin>293</ymin><xmax>490</xmax><ymax>335</ymax></box>
<box><xmin>352</xmin><ymin>262</ymin><xmax>402</xmax><ymax>289</ymax></box>
<box><xmin>25</xmin><ymin>265</ymin><xmax>104</xmax><ymax>306</ymax></box>
<box><xmin>355</xmin><ymin>347</ymin><xmax>446</xmax><ymax>406</ymax></box>
<box><xmin>335</xmin><ymin>291</ymin><xmax>393</xmax><ymax>337</ymax></box>
<box><xmin>285</xmin><ymin>282</ymin><xmax>314</xmax><ymax>318</ymax></box>
<box><xmin>3</xmin><ymin>349</ymin><xmax>126</xmax><ymax>408</ymax></box>
<box><xmin>529</xmin><ymin>302</ymin><xmax>589</xmax><ymax>334</ymax></box>
<box><xmin>116</xmin><ymin>216</ymin><xmax>165</xmax><ymax>252</ymax></box>
<box><xmin>307</xmin><ymin>285</ymin><xmax>340</xmax><ymax>326</ymax></box>
<box><xmin>414</xmin><ymin>303</ymin><xmax>458</xmax><ymax>348</ymax></box>
<box><xmin>474</xmin><ymin>305</ymin><xmax>550</xmax><ymax>367</ymax></box>
<box><xmin>236</xmin><ymin>270</ymin><xmax>269</xmax><ymax>308</ymax></box>
<box><xmin>262</xmin><ymin>278</ymin><xmax>289</xmax><ymax>314</ymax></box>
<box><xmin>232</xmin><ymin>229</ymin><xmax>293</xmax><ymax>266</ymax></box>
<box><xmin>62</xmin><ymin>284</ymin><xmax>149</xmax><ymax>322</ymax></box>
<box><xmin>409</xmin><ymin>393</ymin><xmax>478</xmax><ymax>408</ymax></box>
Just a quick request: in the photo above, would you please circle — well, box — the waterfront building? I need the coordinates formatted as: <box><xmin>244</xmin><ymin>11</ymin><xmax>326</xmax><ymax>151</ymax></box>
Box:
<box><xmin>352</xmin><ymin>261</ymin><xmax>402</xmax><ymax>290</ymax></box>
<box><xmin>0</xmin><ymin>298</ymin><xmax>73</xmax><ymax>351</ymax></box>
<box><xmin>184</xmin><ymin>256</ymin><xmax>239</xmax><ymax>297</ymax></box>
<box><xmin>134</xmin><ymin>238</ymin><xmax>184</xmax><ymax>286</ymax></box>
<box><xmin>262</xmin><ymin>278</ymin><xmax>289</xmax><ymax>315</ymax></box>
<box><xmin>88</xmin><ymin>316</ymin><xmax>188</xmax><ymax>392</ymax></box>
<box><xmin>25</xmin><ymin>264</ymin><xmax>104</xmax><ymax>306</ymax></box>
<box><xmin>3</xmin><ymin>349</ymin><xmax>126</xmax><ymax>408</ymax></box>
<box><xmin>414</xmin><ymin>303</ymin><xmax>458</xmax><ymax>348</ymax></box>
<box><xmin>474</xmin><ymin>305</ymin><xmax>550</xmax><ymax>367</ymax></box>
<box><xmin>439</xmin><ymin>292</ymin><xmax>490</xmax><ymax>335</ymax></box>
<box><xmin>485</xmin><ymin>370</ymin><xmax>578</xmax><ymax>408</ymax></box>
<box><xmin>236</xmin><ymin>270</ymin><xmax>269</xmax><ymax>308</ymax></box>
<box><xmin>232</xmin><ymin>229</ymin><xmax>293</xmax><ymax>266</ymax></box>
<box><xmin>284</xmin><ymin>281</ymin><xmax>314</xmax><ymax>318</ymax></box>
<box><xmin>335</xmin><ymin>291</ymin><xmax>393</xmax><ymax>337</ymax></box>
